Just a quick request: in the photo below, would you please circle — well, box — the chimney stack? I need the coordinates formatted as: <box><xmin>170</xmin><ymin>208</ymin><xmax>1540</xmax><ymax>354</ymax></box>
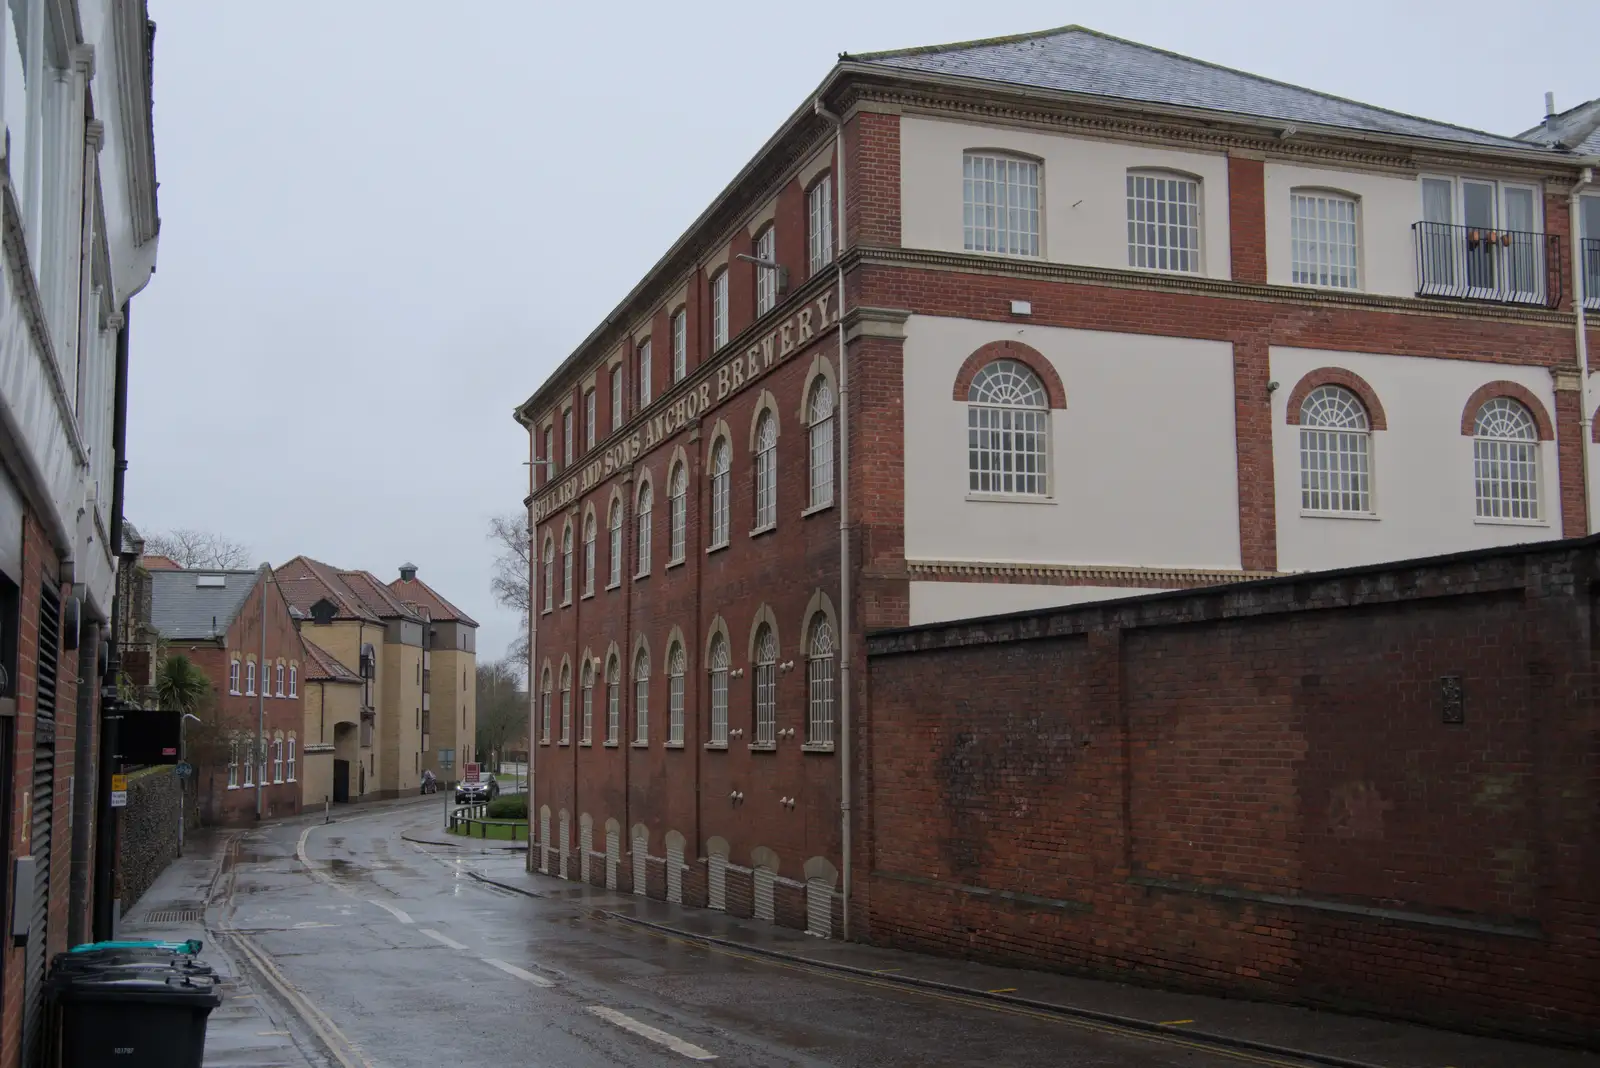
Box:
<box><xmin>399</xmin><ymin>562</ymin><xmax>418</xmax><ymax>582</ymax></box>
<box><xmin>1546</xmin><ymin>91</ymin><xmax>1556</xmax><ymax>117</ymax></box>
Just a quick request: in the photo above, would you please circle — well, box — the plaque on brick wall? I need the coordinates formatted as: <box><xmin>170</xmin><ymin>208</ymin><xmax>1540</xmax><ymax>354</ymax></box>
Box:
<box><xmin>1440</xmin><ymin>676</ymin><xmax>1464</xmax><ymax>724</ymax></box>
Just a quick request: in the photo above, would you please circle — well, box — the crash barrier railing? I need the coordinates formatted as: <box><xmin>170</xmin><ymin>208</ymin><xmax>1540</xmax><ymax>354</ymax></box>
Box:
<box><xmin>447</xmin><ymin>802</ymin><xmax>528</xmax><ymax>840</ymax></box>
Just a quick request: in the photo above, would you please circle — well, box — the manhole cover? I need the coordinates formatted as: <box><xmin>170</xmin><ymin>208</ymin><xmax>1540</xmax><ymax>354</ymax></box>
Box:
<box><xmin>143</xmin><ymin>908</ymin><xmax>203</xmax><ymax>925</ymax></box>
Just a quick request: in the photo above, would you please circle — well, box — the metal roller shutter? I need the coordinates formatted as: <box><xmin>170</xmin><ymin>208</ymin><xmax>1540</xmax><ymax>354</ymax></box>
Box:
<box><xmin>22</xmin><ymin>585</ymin><xmax>60</xmax><ymax>1066</ymax></box>
<box><xmin>665</xmin><ymin>842</ymin><xmax>683</xmax><ymax>903</ymax></box>
<box><xmin>806</xmin><ymin>879</ymin><xmax>832</xmax><ymax>938</ymax></box>
<box><xmin>707</xmin><ymin>853</ymin><xmax>726</xmax><ymax>911</ymax></box>
<box><xmin>754</xmin><ymin>867</ymin><xmax>775</xmax><ymax>922</ymax></box>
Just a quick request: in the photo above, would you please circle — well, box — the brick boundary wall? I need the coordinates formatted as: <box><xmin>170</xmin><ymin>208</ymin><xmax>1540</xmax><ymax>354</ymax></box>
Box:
<box><xmin>859</xmin><ymin>535</ymin><xmax>1600</xmax><ymax>1045</ymax></box>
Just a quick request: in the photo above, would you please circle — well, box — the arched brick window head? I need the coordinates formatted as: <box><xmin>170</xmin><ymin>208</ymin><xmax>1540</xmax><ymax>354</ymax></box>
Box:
<box><xmin>951</xmin><ymin>341</ymin><xmax>1066</xmax><ymax>408</ymax></box>
<box><xmin>1284</xmin><ymin>368</ymin><xmax>1387</xmax><ymax>430</ymax></box>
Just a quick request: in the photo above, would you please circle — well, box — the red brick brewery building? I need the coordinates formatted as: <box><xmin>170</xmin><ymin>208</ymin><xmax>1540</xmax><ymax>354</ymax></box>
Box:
<box><xmin>517</xmin><ymin>26</ymin><xmax>1600</xmax><ymax>1040</ymax></box>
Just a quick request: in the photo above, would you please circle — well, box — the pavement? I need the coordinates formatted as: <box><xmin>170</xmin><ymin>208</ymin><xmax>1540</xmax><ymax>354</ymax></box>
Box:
<box><xmin>114</xmin><ymin>796</ymin><xmax>1597</xmax><ymax>1068</ymax></box>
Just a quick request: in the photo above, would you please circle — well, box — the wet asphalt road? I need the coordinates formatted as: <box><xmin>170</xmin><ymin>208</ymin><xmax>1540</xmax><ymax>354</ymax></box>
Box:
<box><xmin>215</xmin><ymin>799</ymin><xmax>1316</xmax><ymax>1068</ymax></box>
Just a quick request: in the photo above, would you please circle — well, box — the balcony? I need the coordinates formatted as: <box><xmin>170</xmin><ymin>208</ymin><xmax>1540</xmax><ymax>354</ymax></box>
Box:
<box><xmin>1413</xmin><ymin>222</ymin><xmax>1562</xmax><ymax>308</ymax></box>
<box><xmin>1583</xmin><ymin>239</ymin><xmax>1599</xmax><ymax>310</ymax></box>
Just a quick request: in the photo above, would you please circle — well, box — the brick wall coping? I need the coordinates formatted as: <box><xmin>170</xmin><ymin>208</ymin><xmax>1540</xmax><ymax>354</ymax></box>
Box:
<box><xmin>867</xmin><ymin>532</ymin><xmax>1600</xmax><ymax>656</ymax></box>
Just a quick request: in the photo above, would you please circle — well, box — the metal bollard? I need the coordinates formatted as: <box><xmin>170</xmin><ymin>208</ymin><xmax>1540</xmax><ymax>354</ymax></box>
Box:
<box><xmin>324</xmin><ymin>796</ymin><xmax>330</xmax><ymax>824</ymax></box>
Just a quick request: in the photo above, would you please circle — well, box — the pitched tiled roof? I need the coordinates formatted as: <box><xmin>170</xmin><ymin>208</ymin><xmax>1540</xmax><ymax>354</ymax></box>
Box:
<box><xmin>388</xmin><ymin>574</ymin><xmax>479</xmax><ymax>628</ymax></box>
<box><xmin>1518</xmin><ymin>98</ymin><xmax>1600</xmax><ymax>154</ymax></box>
<box><xmin>338</xmin><ymin>570</ymin><xmax>421</xmax><ymax>621</ymax></box>
<box><xmin>140</xmin><ymin>554</ymin><xmax>182</xmax><ymax>571</ymax></box>
<box><xmin>149</xmin><ymin>568</ymin><xmax>263</xmax><ymax>641</ymax></box>
<box><xmin>854</xmin><ymin>26</ymin><xmax>1537</xmax><ymax>151</ymax></box>
<box><xmin>301</xmin><ymin>638</ymin><xmax>361</xmax><ymax>684</ymax></box>
<box><xmin>274</xmin><ymin>556</ymin><xmax>381</xmax><ymax>622</ymax></box>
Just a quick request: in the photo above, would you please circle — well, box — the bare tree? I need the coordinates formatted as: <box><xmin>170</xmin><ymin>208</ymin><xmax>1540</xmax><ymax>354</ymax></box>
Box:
<box><xmin>144</xmin><ymin>528</ymin><xmax>252</xmax><ymax>569</ymax></box>
<box><xmin>487</xmin><ymin>512</ymin><xmax>530</xmax><ymax>671</ymax></box>
<box><xmin>475</xmin><ymin>656</ymin><xmax>527</xmax><ymax>768</ymax></box>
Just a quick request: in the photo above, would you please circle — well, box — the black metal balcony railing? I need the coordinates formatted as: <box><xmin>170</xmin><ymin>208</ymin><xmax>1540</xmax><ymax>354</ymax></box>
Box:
<box><xmin>1413</xmin><ymin>222</ymin><xmax>1563</xmax><ymax>308</ymax></box>
<box><xmin>1583</xmin><ymin>238</ymin><xmax>1600</xmax><ymax>309</ymax></box>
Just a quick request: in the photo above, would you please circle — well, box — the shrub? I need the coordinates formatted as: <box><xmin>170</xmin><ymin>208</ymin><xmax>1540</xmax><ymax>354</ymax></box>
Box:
<box><xmin>486</xmin><ymin>795</ymin><xmax>527</xmax><ymax>820</ymax></box>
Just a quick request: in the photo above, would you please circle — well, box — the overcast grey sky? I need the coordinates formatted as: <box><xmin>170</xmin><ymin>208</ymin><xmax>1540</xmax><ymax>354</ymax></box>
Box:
<box><xmin>128</xmin><ymin>0</ymin><xmax>1595</xmax><ymax>664</ymax></box>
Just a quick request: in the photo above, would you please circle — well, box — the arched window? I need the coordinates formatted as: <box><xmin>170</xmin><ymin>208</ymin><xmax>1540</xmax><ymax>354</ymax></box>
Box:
<box><xmin>229</xmin><ymin>658</ymin><xmax>241</xmax><ymax>695</ymax></box>
<box><xmin>1299</xmin><ymin>386</ymin><xmax>1371</xmax><ymax>513</ymax></box>
<box><xmin>755</xmin><ymin>226</ymin><xmax>777</xmax><ymax>315</ymax></box>
<box><xmin>968</xmin><ymin>360</ymin><xmax>1049</xmax><ymax>496</ymax></box>
<box><xmin>636</xmin><ymin>480</ymin><xmax>653</xmax><ymax>576</ymax></box>
<box><xmin>754</xmin><ymin>411</ymin><xmax>777</xmax><ymax>529</ymax></box>
<box><xmin>583</xmin><ymin>512</ymin><xmax>596</xmax><ymax>594</ymax></box>
<box><xmin>245</xmin><ymin>660</ymin><xmax>257</xmax><ymax>696</ymax></box>
<box><xmin>753</xmin><ymin>624</ymin><xmax>777</xmax><ymax>746</ymax></box>
<box><xmin>542</xmin><ymin>536</ymin><xmax>555</xmax><ymax>611</ymax></box>
<box><xmin>276</xmin><ymin>662</ymin><xmax>285</xmax><ymax>697</ymax></box>
<box><xmin>580</xmin><ymin>661</ymin><xmax>595</xmax><ymax>744</ymax></box>
<box><xmin>540</xmin><ymin>666</ymin><xmax>552</xmax><ymax>743</ymax></box>
<box><xmin>807</xmin><ymin>377</ymin><xmax>835</xmax><ymax>509</ymax></box>
<box><xmin>288</xmin><ymin>663</ymin><xmax>297</xmax><ymax>698</ymax></box>
<box><xmin>633</xmin><ymin>648</ymin><xmax>650</xmax><ymax>744</ymax></box>
<box><xmin>608</xmin><ymin>499</ymin><xmax>623</xmax><ymax>587</ymax></box>
<box><xmin>672</xmin><ymin>309</ymin><xmax>687</xmax><ymax>382</ymax></box>
<box><xmin>708</xmin><ymin>633</ymin><xmax>729</xmax><ymax>746</ymax></box>
<box><xmin>806</xmin><ymin>614</ymin><xmax>835</xmax><ymax>748</ymax></box>
<box><xmin>227</xmin><ymin>738</ymin><xmax>239</xmax><ymax>788</ymax></box>
<box><xmin>669</xmin><ymin>462</ymin><xmax>688</xmax><ymax>563</ymax></box>
<box><xmin>561</xmin><ymin>523</ymin><xmax>574</xmax><ymax>604</ymax></box>
<box><xmin>711</xmin><ymin>270</ymin><xmax>729</xmax><ymax>349</ymax></box>
<box><xmin>287</xmin><ymin>734</ymin><xmax>297</xmax><ymax>781</ymax></box>
<box><xmin>258</xmin><ymin>738</ymin><xmax>268</xmax><ymax>786</ymax></box>
<box><xmin>605</xmin><ymin>654</ymin><xmax>620</xmax><ymax>744</ymax></box>
<box><xmin>1473</xmin><ymin>398</ymin><xmax>1540</xmax><ymax>520</ymax></box>
<box><xmin>559</xmin><ymin>662</ymin><xmax>572</xmax><ymax>744</ymax></box>
<box><xmin>273</xmin><ymin>734</ymin><xmax>285</xmax><ymax>783</ymax></box>
<box><xmin>667</xmin><ymin>642</ymin><xmax>686</xmax><ymax>744</ymax></box>
<box><xmin>709</xmin><ymin>439</ymin><xmax>731</xmax><ymax>547</ymax></box>
<box><xmin>1127</xmin><ymin>170</ymin><xmax>1200</xmax><ymax>273</ymax></box>
<box><xmin>242</xmin><ymin>737</ymin><xmax>255</xmax><ymax>787</ymax></box>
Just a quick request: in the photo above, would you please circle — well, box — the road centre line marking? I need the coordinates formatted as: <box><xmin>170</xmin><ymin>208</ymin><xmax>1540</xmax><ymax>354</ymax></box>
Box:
<box><xmin>421</xmin><ymin>928</ymin><xmax>468</xmax><ymax>951</ymax></box>
<box><xmin>1159</xmin><ymin>1019</ymin><xmax>1195</xmax><ymax>1026</ymax></box>
<box><xmin>365</xmin><ymin>899</ymin><xmax>414</xmax><ymax>925</ymax></box>
<box><xmin>483</xmin><ymin>957</ymin><xmax>555</xmax><ymax>987</ymax></box>
<box><xmin>587</xmin><ymin>1006</ymin><xmax>716</xmax><ymax>1061</ymax></box>
<box><xmin>987</xmin><ymin>987</ymin><xmax>1018</xmax><ymax>994</ymax></box>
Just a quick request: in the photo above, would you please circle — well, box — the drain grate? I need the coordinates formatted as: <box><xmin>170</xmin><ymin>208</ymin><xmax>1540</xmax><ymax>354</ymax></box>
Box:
<box><xmin>142</xmin><ymin>908</ymin><xmax>203</xmax><ymax>925</ymax></box>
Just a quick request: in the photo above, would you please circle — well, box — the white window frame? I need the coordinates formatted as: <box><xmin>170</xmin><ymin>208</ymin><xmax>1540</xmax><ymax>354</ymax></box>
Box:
<box><xmin>276</xmin><ymin>663</ymin><xmax>285</xmax><ymax>697</ymax></box>
<box><xmin>672</xmin><ymin>309</ymin><xmax>687</xmax><ymax>382</ymax></box>
<box><xmin>542</xmin><ymin>427</ymin><xmax>554</xmax><ymax>480</ymax></box>
<box><xmin>227</xmin><ymin>739</ymin><xmax>239</xmax><ymax>789</ymax></box>
<box><xmin>288</xmin><ymin>665</ymin><xmax>297</xmax><ymax>698</ymax></box>
<box><xmin>709</xmin><ymin>438</ymin><xmax>731</xmax><ymax>548</ymax></box>
<box><xmin>1472</xmin><ymin>397</ymin><xmax>1542</xmax><ymax>523</ymax></box>
<box><xmin>585</xmin><ymin>388</ymin><xmax>597</xmax><ymax>449</ymax></box>
<box><xmin>708</xmin><ymin>635</ymin><xmax>729</xmax><ymax>747</ymax></box>
<box><xmin>607</xmin><ymin>500</ymin><xmax>623</xmax><ymax>588</ymax></box>
<box><xmin>610</xmin><ymin>364</ymin><xmax>624</xmax><ymax>431</ymax></box>
<box><xmin>245</xmin><ymin>660</ymin><xmax>256</xmax><ymax>696</ymax></box>
<box><xmin>963</xmin><ymin>152</ymin><xmax>1041</xmax><ymax>257</ymax></box>
<box><xmin>542</xmin><ymin>537</ymin><xmax>555</xmax><ymax>611</ymax></box>
<box><xmin>753</xmin><ymin>411</ymin><xmax>777</xmax><ymax>532</ymax></box>
<box><xmin>668</xmin><ymin>462</ymin><xmax>687</xmax><ymax>563</ymax></box>
<box><xmin>1579</xmin><ymin>193</ymin><xmax>1600</xmax><ymax>310</ymax></box>
<box><xmin>606</xmin><ymin>656</ymin><xmax>621</xmax><ymax>744</ymax></box>
<box><xmin>273</xmin><ymin>737</ymin><xmax>284</xmax><ymax>783</ymax></box>
<box><xmin>229</xmin><ymin>658</ymin><xmax>241</xmax><ymax>695</ymax></box>
<box><xmin>583</xmin><ymin>513</ymin><xmax>596</xmax><ymax>595</ymax></box>
<box><xmin>967</xmin><ymin>360</ymin><xmax>1051</xmax><ymax>498</ymax></box>
<box><xmin>563</xmin><ymin>407</ymin><xmax>574</xmax><ymax>466</ymax></box>
<box><xmin>242</xmin><ymin>739</ymin><xmax>255</xmax><ymax>787</ymax></box>
<box><xmin>807</xmin><ymin>377</ymin><xmax>835</xmax><ymax>510</ymax></box>
<box><xmin>1418</xmin><ymin>174</ymin><xmax>1545</xmax><ymax>302</ymax></box>
<box><xmin>287</xmin><ymin>735</ymin><xmax>296</xmax><ymax>781</ymax></box>
<box><xmin>808</xmin><ymin>176</ymin><xmax>834</xmax><ymax>275</ymax></box>
<box><xmin>633</xmin><ymin>649</ymin><xmax>650</xmax><ymax>745</ymax></box>
<box><xmin>711</xmin><ymin>271</ymin><xmax>729</xmax><ymax>350</ymax></box>
<box><xmin>540</xmin><ymin>668</ymin><xmax>552</xmax><ymax>744</ymax></box>
<box><xmin>753</xmin><ymin>625</ymin><xmax>777</xmax><ymax>748</ymax></box>
<box><xmin>1126</xmin><ymin>170</ymin><xmax>1201</xmax><ymax>273</ymax></box>
<box><xmin>561</xmin><ymin>524</ymin><xmax>574</xmax><ymax>605</ymax></box>
<box><xmin>258</xmin><ymin>741</ymin><xmax>267</xmax><ymax>787</ymax></box>
<box><xmin>755</xmin><ymin>227</ymin><xmax>777</xmax><ymax>316</ymax></box>
<box><xmin>637</xmin><ymin>339</ymin><xmax>652</xmax><ymax>408</ymax></box>
<box><xmin>581</xmin><ymin>662</ymin><xmax>594</xmax><ymax>745</ymax></box>
<box><xmin>806</xmin><ymin>614</ymin><xmax>835</xmax><ymax>750</ymax></box>
<box><xmin>559</xmin><ymin>664</ymin><xmax>572</xmax><ymax>745</ymax></box>
<box><xmin>1298</xmin><ymin>385</ymin><xmax>1373</xmax><ymax>515</ymax></box>
<box><xmin>635</xmin><ymin>481</ymin><xmax>653</xmax><ymax>577</ymax></box>
<box><xmin>1290</xmin><ymin>190</ymin><xmax>1360</xmax><ymax>290</ymax></box>
<box><xmin>667</xmin><ymin>643</ymin><xmax>686</xmax><ymax>746</ymax></box>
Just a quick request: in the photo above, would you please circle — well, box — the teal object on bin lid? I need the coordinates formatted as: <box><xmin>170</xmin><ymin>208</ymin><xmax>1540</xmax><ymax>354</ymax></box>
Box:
<box><xmin>69</xmin><ymin>939</ymin><xmax>201</xmax><ymax>955</ymax></box>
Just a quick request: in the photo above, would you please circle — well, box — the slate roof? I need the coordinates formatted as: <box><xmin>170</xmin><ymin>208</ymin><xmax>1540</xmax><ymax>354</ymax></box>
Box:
<box><xmin>1518</xmin><ymin>98</ymin><xmax>1600</xmax><ymax>154</ymax></box>
<box><xmin>854</xmin><ymin>26</ymin><xmax>1538</xmax><ymax>151</ymax></box>
<box><xmin>149</xmin><ymin>568</ymin><xmax>262</xmax><ymax>641</ymax></box>
<box><xmin>388</xmin><ymin>573</ymin><xmax>479</xmax><ymax>628</ymax></box>
<box><xmin>301</xmin><ymin>638</ymin><xmax>362</xmax><ymax>684</ymax></box>
<box><xmin>274</xmin><ymin>556</ymin><xmax>382</xmax><ymax>623</ymax></box>
<box><xmin>338</xmin><ymin>569</ymin><xmax>421</xmax><ymax>621</ymax></box>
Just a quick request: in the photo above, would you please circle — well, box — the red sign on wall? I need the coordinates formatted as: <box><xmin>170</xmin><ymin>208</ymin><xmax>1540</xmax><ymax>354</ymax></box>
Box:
<box><xmin>463</xmin><ymin>763</ymin><xmax>479</xmax><ymax>783</ymax></box>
